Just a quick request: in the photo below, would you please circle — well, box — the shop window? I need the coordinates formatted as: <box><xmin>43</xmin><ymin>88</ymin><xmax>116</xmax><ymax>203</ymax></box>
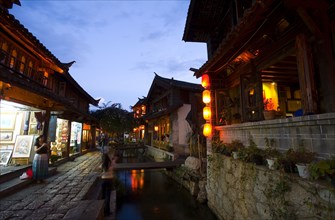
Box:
<box><xmin>262</xmin><ymin>82</ymin><xmax>279</xmax><ymax>111</ymax></box>
<box><xmin>9</xmin><ymin>49</ymin><xmax>17</xmax><ymax>68</ymax></box>
<box><xmin>50</xmin><ymin>119</ymin><xmax>69</xmax><ymax>159</ymax></box>
<box><xmin>70</xmin><ymin>122</ymin><xmax>82</xmax><ymax>155</ymax></box>
<box><xmin>42</xmin><ymin>72</ymin><xmax>48</xmax><ymax>86</ymax></box>
<box><xmin>27</xmin><ymin>61</ymin><xmax>33</xmax><ymax>77</ymax></box>
<box><xmin>0</xmin><ymin>42</ymin><xmax>8</xmax><ymax>64</ymax></box>
<box><xmin>19</xmin><ymin>56</ymin><xmax>26</xmax><ymax>73</ymax></box>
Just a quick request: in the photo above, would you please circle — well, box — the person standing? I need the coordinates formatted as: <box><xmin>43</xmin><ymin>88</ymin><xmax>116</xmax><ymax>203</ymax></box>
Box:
<box><xmin>32</xmin><ymin>135</ymin><xmax>49</xmax><ymax>183</ymax></box>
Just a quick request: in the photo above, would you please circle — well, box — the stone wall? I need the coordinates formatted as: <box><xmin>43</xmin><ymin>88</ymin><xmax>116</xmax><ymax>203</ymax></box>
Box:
<box><xmin>146</xmin><ymin>145</ymin><xmax>174</xmax><ymax>161</ymax></box>
<box><xmin>216</xmin><ymin>113</ymin><xmax>335</xmax><ymax>158</ymax></box>
<box><xmin>207</xmin><ymin>153</ymin><xmax>335</xmax><ymax>220</ymax></box>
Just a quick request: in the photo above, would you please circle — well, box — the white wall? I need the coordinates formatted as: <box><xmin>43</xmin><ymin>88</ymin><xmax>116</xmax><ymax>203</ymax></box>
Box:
<box><xmin>177</xmin><ymin>104</ymin><xmax>192</xmax><ymax>145</ymax></box>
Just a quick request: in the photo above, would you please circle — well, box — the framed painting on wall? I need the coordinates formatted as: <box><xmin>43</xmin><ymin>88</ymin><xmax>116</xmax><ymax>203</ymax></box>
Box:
<box><xmin>0</xmin><ymin>112</ymin><xmax>16</xmax><ymax>130</ymax></box>
<box><xmin>12</xmin><ymin>135</ymin><xmax>34</xmax><ymax>158</ymax></box>
<box><xmin>29</xmin><ymin>124</ymin><xmax>38</xmax><ymax>135</ymax></box>
<box><xmin>0</xmin><ymin>131</ymin><xmax>13</xmax><ymax>141</ymax></box>
<box><xmin>0</xmin><ymin>149</ymin><xmax>12</xmax><ymax>165</ymax></box>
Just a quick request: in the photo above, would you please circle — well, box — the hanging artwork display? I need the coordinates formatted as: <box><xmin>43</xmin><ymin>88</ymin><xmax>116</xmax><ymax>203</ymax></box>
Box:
<box><xmin>0</xmin><ymin>131</ymin><xmax>13</xmax><ymax>141</ymax></box>
<box><xmin>12</xmin><ymin>135</ymin><xmax>34</xmax><ymax>158</ymax></box>
<box><xmin>0</xmin><ymin>149</ymin><xmax>12</xmax><ymax>165</ymax></box>
<box><xmin>0</xmin><ymin>112</ymin><xmax>16</xmax><ymax>130</ymax></box>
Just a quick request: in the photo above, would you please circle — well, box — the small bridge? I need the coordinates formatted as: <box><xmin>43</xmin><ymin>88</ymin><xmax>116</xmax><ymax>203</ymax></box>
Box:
<box><xmin>113</xmin><ymin>159</ymin><xmax>185</xmax><ymax>171</ymax></box>
<box><xmin>114</xmin><ymin>144</ymin><xmax>147</xmax><ymax>150</ymax></box>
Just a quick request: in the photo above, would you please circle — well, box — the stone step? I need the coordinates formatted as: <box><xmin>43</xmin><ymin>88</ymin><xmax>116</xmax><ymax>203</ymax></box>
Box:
<box><xmin>0</xmin><ymin>166</ymin><xmax>57</xmax><ymax>198</ymax></box>
<box><xmin>63</xmin><ymin>200</ymin><xmax>104</xmax><ymax>220</ymax></box>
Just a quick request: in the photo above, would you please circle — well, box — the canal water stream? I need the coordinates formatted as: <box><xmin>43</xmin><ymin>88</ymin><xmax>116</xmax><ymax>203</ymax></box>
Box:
<box><xmin>115</xmin><ymin>157</ymin><xmax>218</xmax><ymax>220</ymax></box>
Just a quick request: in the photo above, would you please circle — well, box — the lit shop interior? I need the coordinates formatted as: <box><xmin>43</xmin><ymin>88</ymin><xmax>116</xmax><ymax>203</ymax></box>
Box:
<box><xmin>0</xmin><ymin>100</ymin><xmax>89</xmax><ymax>166</ymax></box>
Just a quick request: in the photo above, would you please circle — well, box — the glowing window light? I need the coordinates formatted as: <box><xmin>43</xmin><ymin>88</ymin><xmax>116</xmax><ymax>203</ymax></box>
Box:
<box><xmin>154</xmin><ymin>126</ymin><xmax>159</xmax><ymax>131</ymax></box>
<box><xmin>202</xmin><ymin>90</ymin><xmax>211</xmax><ymax>104</ymax></box>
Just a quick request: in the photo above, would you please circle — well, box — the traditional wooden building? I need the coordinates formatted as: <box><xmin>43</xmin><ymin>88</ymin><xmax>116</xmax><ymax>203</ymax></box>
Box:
<box><xmin>132</xmin><ymin>97</ymin><xmax>147</xmax><ymax>142</ymax></box>
<box><xmin>132</xmin><ymin>73</ymin><xmax>205</xmax><ymax>160</ymax></box>
<box><xmin>0</xmin><ymin>2</ymin><xmax>99</xmax><ymax>164</ymax></box>
<box><xmin>183</xmin><ymin>0</ymin><xmax>335</xmax><ymax>157</ymax></box>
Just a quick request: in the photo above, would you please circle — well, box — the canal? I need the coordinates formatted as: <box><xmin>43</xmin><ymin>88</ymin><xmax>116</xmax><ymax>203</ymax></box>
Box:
<box><xmin>114</xmin><ymin>156</ymin><xmax>218</xmax><ymax>220</ymax></box>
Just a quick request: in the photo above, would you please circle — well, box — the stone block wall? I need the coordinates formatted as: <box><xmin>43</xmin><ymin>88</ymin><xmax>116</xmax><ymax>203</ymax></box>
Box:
<box><xmin>207</xmin><ymin>154</ymin><xmax>335</xmax><ymax>220</ymax></box>
<box><xmin>216</xmin><ymin>113</ymin><xmax>335</xmax><ymax>158</ymax></box>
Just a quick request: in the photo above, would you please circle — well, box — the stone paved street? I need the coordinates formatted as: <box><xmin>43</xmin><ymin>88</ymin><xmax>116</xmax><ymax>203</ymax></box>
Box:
<box><xmin>0</xmin><ymin>151</ymin><xmax>103</xmax><ymax>220</ymax></box>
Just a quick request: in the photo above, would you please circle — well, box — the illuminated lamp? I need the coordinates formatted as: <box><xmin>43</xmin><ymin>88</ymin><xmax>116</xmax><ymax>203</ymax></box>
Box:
<box><xmin>203</xmin><ymin>123</ymin><xmax>212</xmax><ymax>137</ymax></box>
<box><xmin>201</xmin><ymin>74</ymin><xmax>210</xmax><ymax>88</ymax></box>
<box><xmin>202</xmin><ymin>90</ymin><xmax>211</xmax><ymax>104</ymax></box>
<box><xmin>154</xmin><ymin>126</ymin><xmax>159</xmax><ymax>132</ymax></box>
<box><xmin>203</xmin><ymin>106</ymin><xmax>211</xmax><ymax>120</ymax></box>
<box><xmin>133</xmin><ymin>128</ymin><xmax>137</xmax><ymax>132</ymax></box>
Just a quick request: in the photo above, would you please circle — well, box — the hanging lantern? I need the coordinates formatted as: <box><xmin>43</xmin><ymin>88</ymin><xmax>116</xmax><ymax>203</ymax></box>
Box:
<box><xmin>203</xmin><ymin>106</ymin><xmax>211</xmax><ymax>120</ymax></box>
<box><xmin>202</xmin><ymin>90</ymin><xmax>211</xmax><ymax>104</ymax></box>
<box><xmin>201</xmin><ymin>74</ymin><xmax>210</xmax><ymax>88</ymax></box>
<box><xmin>203</xmin><ymin>123</ymin><xmax>212</xmax><ymax>137</ymax></box>
<box><xmin>154</xmin><ymin>126</ymin><xmax>159</xmax><ymax>131</ymax></box>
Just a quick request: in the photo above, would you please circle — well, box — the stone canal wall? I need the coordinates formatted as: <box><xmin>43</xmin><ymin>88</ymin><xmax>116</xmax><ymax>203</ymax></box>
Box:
<box><xmin>207</xmin><ymin>153</ymin><xmax>335</xmax><ymax>220</ymax></box>
<box><xmin>216</xmin><ymin>113</ymin><xmax>335</xmax><ymax>158</ymax></box>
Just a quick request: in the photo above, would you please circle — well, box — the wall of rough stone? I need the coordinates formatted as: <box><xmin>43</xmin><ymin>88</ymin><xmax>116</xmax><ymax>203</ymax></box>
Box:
<box><xmin>207</xmin><ymin>153</ymin><xmax>335</xmax><ymax>220</ymax></box>
<box><xmin>216</xmin><ymin>113</ymin><xmax>335</xmax><ymax>158</ymax></box>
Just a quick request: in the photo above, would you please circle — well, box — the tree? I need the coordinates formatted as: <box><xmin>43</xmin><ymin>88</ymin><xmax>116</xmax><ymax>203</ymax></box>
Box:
<box><xmin>90</xmin><ymin>102</ymin><xmax>135</xmax><ymax>139</ymax></box>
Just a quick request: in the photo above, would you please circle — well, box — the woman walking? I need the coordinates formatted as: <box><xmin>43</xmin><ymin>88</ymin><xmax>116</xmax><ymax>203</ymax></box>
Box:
<box><xmin>32</xmin><ymin>135</ymin><xmax>49</xmax><ymax>183</ymax></box>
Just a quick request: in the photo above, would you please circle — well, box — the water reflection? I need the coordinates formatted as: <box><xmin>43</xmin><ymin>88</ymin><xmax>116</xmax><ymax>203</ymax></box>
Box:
<box><xmin>116</xmin><ymin>169</ymin><xmax>217</xmax><ymax>220</ymax></box>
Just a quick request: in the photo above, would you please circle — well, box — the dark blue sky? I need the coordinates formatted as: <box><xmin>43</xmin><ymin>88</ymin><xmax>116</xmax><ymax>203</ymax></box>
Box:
<box><xmin>11</xmin><ymin>0</ymin><xmax>206</xmax><ymax>110</ymax></box>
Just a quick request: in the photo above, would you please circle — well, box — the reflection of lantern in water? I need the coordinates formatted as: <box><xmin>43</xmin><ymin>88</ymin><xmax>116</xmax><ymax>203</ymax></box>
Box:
<box><xmin>130</xmin><ymin>169</ymin><xmax>145</xmax><ymax>191</ymax></box>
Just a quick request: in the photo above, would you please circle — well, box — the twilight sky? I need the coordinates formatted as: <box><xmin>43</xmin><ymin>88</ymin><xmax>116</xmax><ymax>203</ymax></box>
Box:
<box><xmin>10</xmin><ymin>0</ymin><xmax>207</xmax><ymax>110</ymax></box>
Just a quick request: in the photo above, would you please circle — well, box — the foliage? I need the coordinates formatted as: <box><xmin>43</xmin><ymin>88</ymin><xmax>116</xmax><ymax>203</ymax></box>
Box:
<box><xmin>263</xmin><ymin>98</ymin><xmax>275</xmax><ymax>111</ymax></box>
<box><xmin>264</xmin><ymin>138</ymin><xmax>281</xmax><ymax>159</ymax></box>
<box><xmin>212</xmin><ymin>139</ymin><xmax>244</xmax><ymax>156</ymax></box>
<box><xmin>212</xmin><ymin>139</ymin><xmax>228</xmax><ymax>155</ymax></box>
<box><xmin>238</xmin><ymin>138</ymin><xmax>265</xmax><ymax>166</ymax></box>
<box><xmin>264</xmin><ymin>178</ymin><xmax>297</xmax><ymax>219</ymax></box>
<box><xmin>90</xmin><ymin>102</ymin><xmax>136</xmax><ymax>137</ymax></box>
<box><xmin>227</xmin><ymin>140</ymin><xmax>244</xmax><ymax>153</ymax></box>
<box><xmin>285</xmin><ymin>147</ymin><xmax>317</xmax><ymax>165</ymax></box>
<box><xmin>309</xmin><ymin>159</ymin><xmax>335</xmax><ymax>181</ymax></box>
<box><xmin>50</xmin><ymin>154</ymin><xmax>60</xmax><ymax>163</ymax></box>
<box><xmin>238</xmin><ymin>145</ymin><xmax>265</xmax><ymax>165</ymax></box>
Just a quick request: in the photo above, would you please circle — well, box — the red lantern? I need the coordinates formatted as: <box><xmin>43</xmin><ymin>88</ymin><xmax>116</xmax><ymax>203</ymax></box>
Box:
<box><xmin>201</xmin><ymin>74</ymin><xmax>210</xmax><ymax>88</ymax></box>
<box><xmin>203</xmin><ymin>123</ymin><xmax>212</xmax><ymax>137</ymax></box>
<box><xmin>202</xmin><ymin>90</ymin><xmax>211</xmax><ymax>104</ymax></box>
<box><xmin>203</xmin><ymin>107</ymin><xmax>211</xmax><ymax>120</ymax></box>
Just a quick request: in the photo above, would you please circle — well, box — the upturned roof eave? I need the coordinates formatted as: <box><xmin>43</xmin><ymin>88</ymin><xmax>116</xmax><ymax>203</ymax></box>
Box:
<box><xmin>192</xmin><ymin>0</ymin><xmax>276</xmax><ymax>78</ymax></box>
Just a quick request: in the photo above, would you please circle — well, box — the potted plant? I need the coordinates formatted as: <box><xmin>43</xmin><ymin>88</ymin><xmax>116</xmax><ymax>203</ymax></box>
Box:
<box><xmin>264</xmin><ymin>138</ymin><xmax>281</xmax><ymax>170</ymax></box>
<box><xmin>212</xmin><ymin>139</ymin><xmax>226</xmax><ymax>155</ymax></box>
<box><xmin>238</xmin><ymin>139</ymin><xmax>265</xmax><ymax>165</ymax></box>
<box><xmin>263</xmin><ymin>98</ymin><xmax>276</xmax><ymax>120</ymax></box>
<box><xmin>284</xmin><ymin>147</ymin><xmax>317</xmax><ymax>178</ymax></box>
<box><xmin>309</xmin><ymin>158</ymin><xmax>335</xmax><ymax>185</ymax></box>
<box><xmin>219</xmin><ymin>108</ymin><xmax>232</xmax><ymax>125</ymax></box>
<box><xmin>227</xmin><ymin>140</ymin><xmax>244</xmax><ymax>159</ymax></box>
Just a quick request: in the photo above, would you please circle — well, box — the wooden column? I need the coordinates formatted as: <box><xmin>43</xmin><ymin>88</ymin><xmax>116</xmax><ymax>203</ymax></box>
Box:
<box><xmin>295</xmin><ymin>33</ymin><xmax>318</xmax><ymax>114</ymax></box>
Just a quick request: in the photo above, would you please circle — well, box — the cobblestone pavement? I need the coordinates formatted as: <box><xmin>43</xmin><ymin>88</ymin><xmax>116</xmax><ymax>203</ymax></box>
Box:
<box><xmin>0</xmin><ymin>151</ymin><xmax>102</xmax><ymax>220</ymax></box>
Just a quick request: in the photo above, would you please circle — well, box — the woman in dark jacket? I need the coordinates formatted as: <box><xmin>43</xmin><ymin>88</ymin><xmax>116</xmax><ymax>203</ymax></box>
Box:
<box><xmin>32</xmin><ymin>135</ymin><xmax>49</xmax><ymax>183</ymax></box>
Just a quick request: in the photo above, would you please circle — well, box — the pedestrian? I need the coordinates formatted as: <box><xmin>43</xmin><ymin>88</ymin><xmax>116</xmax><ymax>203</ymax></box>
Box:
<box><xmin>102</xmin><ymin>153</ymin><xmax>111</xmax><ymax>172</ymax></box>
<box><xmin>32</xmin><ymin>135</ymin><xmax>49</xmax><ymax>183</ymax></box>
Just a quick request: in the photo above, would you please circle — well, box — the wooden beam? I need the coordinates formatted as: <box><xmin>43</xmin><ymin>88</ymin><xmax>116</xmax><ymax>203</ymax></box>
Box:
<box><xmin>295</xmin><ymin>33</ymin><xmax>318</xmax><ymax>114</ymax></box>
<box><xmin>296</xmin><ymin>7</ymin><xmax>322</xmax><ymax>39</ymax></box>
